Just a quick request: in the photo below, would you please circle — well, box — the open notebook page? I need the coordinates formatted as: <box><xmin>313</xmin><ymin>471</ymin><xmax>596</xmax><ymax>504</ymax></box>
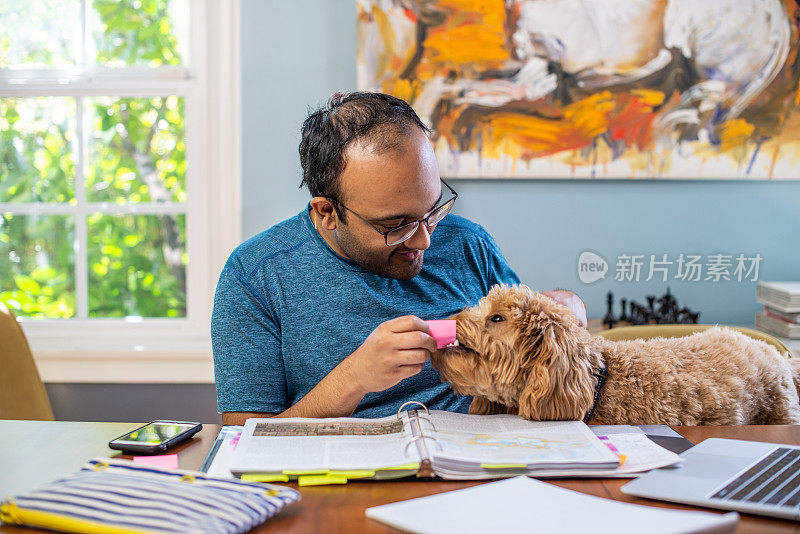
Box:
<box><xmin>423</xmin><ymin>411</ymin><xmax>618</xmax><ymax>467</ymax></box>
<box><xmin>229</xmin><ymin>415</ymin><xmax>419</xmax><ymax>474</ymax></box>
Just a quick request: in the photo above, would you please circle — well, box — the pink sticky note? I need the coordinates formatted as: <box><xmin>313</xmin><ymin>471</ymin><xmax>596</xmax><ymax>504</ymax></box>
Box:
<box><xmin>427</xmin><ymin>319</ymin><xmax>457</xmax><ymax>349</ymax></box>
<box><xmin>133</xmin><ymin>454</ymin><xmax>179</xmax><ymax>470</ymax></box>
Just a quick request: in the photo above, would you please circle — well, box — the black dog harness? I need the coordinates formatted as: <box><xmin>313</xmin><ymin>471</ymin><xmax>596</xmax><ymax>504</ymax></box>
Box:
<box><xmin>582</xmin><ymin>367</ymin><xmax>608</xmax><ymax>423</ymax></box>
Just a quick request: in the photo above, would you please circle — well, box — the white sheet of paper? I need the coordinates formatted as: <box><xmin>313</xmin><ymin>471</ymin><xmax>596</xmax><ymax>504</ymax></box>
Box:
<box><xmin>602</xmin><ymin>433</ymin><xmax>683</xmax><ymax>474</ymax></box>
<box><xmin>366</xmin><ymin>476</ymin><xmax>739</xmax><ymax>534</ymax></box>
<box><xmin>204</xmin><ymin>426</ymin><xmax>242</xmax><ymax>478</ymax></box>
<box><xmin>591</xmin><ymin>425</ymin><xmax>646</xmax><ymax>436</ymax></box>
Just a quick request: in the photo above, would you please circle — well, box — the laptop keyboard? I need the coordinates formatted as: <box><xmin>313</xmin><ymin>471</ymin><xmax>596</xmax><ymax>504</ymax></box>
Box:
<box><xmin>711</xmin><ymin>447</ymin><xmax>800</xmax><ymax>507</ymax></box>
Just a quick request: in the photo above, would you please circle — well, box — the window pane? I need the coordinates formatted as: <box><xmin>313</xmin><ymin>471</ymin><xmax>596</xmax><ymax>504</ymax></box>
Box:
<box><xmin>0</xmin><ymin>213</ymin><xmax>75</xmax><ymax>318</ymax></box>
<box><xmin>86</xmin><ymin>96</ymin><xmax>185</xmax><ymax>203</ymax></box>
<box><xmin>88</xmin><ymin>214</ymin><xmax>186</xmax><ymax>318</ymax></box>
<box><xmin>0</xmin><ymin>0</ymin><xmax>81</xmax><ymax>68</ymax></box>
<box><xmin>0</xmin><ymin>97</ymin><xmax>76</xmax><ymax>203</ymax></box>
<box><xmin>89</xmin><ymin>0</ymin><xmax>189</xmax><ymax>67</ymax></box>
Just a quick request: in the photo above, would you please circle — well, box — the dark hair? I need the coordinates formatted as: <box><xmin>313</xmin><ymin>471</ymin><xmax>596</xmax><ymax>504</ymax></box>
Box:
<box><xmin>299</xmin><ymin>92</ymin><xmax>430</xmax><ymax>220</ymax></box>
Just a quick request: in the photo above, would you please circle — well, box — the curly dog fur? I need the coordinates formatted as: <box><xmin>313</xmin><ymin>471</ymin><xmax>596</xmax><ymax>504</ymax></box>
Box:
<box><xmin>430</xmin><ymin>284</ymin><xmax>800</xmax><ymax>425</ymax></box>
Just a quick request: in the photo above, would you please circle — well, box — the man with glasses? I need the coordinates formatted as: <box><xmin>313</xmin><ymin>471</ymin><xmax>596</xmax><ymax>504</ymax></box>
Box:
<box><xmin>212</xmin><ymin>92</ymin><xmax>586</xmax><ymax>424</ymax></box>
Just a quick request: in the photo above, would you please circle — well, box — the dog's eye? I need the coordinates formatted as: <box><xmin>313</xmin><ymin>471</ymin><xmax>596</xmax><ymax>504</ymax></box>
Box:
<box><xmin>490</xmin><ymin>314</ymin><xmax>505</xmax><ymax>323</ymax></box>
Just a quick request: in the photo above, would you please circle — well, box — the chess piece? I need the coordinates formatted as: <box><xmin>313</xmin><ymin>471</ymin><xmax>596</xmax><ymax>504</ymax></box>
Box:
<box><xmin>619</xmin><ymin>298</ymin><xmax>628</xmax><ymax>322</ymax></box>
<box><xmin>657</xmin><ymin>288</ymin><xmax>677</xmax><ymax>324</ymax></box>
<box><xmin>645</xmin><ymin>295</ymin><xmax>657</xmax><ymax>322</ymax></box>
<box><xmin>603</xmin><ymin>291</ymin><xmax>617</xmax><ymax>329</ymax></box>
<box><xmin>630</xmin><ymin>303</ymin><xmax>645</xmax><ymax>325</ymax></box>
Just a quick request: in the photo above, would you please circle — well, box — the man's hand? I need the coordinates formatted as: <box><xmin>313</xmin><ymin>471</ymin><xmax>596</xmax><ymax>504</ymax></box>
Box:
<box><xmin>246</xmin><ymin>315</ymin><xmax>436</xmax><ymax>420</ymax></box>
<box><xmin>541</xmin><ymin>289</ymin><xmax>588</xmax><ymax>328</ymax></box>
<box><xmin>344</xmin><ymin>315</ymin><xmax>437</xmax><ymax>395</ymax></box>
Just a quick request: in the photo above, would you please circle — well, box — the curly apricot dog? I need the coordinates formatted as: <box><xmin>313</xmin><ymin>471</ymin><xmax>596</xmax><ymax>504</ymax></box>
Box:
<box><xmin>431</xmin><ymin>284</ymin><xmax>800</xmax><ymax>425</ymax></box>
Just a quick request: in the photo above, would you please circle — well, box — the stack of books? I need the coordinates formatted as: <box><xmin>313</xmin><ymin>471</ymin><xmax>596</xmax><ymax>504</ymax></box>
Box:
<box><xmin>756</xmin><ymin>282</ymin><xmax>800</xmax><ymax>339</ymax></box>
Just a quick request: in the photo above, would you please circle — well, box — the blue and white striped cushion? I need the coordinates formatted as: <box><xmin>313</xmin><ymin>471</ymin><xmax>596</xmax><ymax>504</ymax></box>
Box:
<box><xmin>0</xmin><ymin>458</ymin><xmax>300</xmax><ymax>534</ymax></box>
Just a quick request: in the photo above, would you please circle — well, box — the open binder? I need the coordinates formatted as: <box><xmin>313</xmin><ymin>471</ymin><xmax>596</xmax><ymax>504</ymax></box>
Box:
<box><xmin>228</xmin><ymin>402</ymin><xmax>630</xmax><ymax>485</ymax></box>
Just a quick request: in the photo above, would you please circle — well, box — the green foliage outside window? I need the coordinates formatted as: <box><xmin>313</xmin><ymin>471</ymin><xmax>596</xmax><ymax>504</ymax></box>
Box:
<box><xmin>0</xmin><ymin>0</ymin><xmax>188</xmax><ymax>319</ymax></box>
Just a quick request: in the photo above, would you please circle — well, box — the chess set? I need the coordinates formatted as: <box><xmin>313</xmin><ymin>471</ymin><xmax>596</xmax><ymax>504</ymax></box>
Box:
<box><xmin>603</xmin><ymin>288</ymin><xmax>701</xmax><ymax>329</ymax></box>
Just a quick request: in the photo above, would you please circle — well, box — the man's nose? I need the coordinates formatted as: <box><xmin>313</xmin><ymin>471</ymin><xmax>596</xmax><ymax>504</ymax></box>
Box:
<box><xmin>405</xmin><ymin>222</ymin><xmax>431</xmax><ymax>251</ymax></box>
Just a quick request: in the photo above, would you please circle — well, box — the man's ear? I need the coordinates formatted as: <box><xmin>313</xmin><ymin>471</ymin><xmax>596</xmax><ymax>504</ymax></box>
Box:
<box><xmin>309</xmin><ymin>197</ymin><xmax>338</xmax><ymax>230</ymax></box>
<box><xmin>517</xmin><ymin>321</ymin><xmax>595</xmax><ymax>421</ymax></box>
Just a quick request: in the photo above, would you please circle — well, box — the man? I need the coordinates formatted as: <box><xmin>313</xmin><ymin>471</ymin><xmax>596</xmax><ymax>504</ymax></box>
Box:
<box><xmin>212</xmin><ymin>92</ymin><xmax>586</xmax><ymax>425</ymax></box>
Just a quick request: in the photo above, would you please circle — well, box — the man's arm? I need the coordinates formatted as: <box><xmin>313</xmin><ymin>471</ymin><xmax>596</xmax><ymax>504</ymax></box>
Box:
<box><xmin>222</xmin><ymin>315</ymin><xmax>437</xmax><ymax>422</ymax></box>
<box><xmin>222</xmin><ymin>412</ymin><xmax>276</xmax><ymax>425</ymax></box>
<box><xmin>542</xmin><ymin>289</ymin><xmax>588</xmax><ymax>328</ymax></box>
<box><xmin>221</xmin><ymin>359</ymin><xmax>364</xmax><ymax>424</ymax></box>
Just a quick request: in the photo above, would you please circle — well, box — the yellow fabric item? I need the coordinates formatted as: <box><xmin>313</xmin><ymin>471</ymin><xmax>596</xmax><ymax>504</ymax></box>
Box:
<box><xmin>0</xmin><ymin>500</ymin><xmax>154</xmax><ymax>534</ymax></box>
<box><xmin>0</xmin><ymin>303</ymin><xmax>54</xmax><ymax>420</ymax></box>
<box><xmin>599</xmin><ymin>324</ymin><xmax>791</xmax><ymax>357</ymax></box>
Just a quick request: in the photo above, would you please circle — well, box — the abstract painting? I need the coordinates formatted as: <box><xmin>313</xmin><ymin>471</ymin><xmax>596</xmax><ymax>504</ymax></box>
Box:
<box><xmin>357</xmin><ymin>0</ymin><xmax>800</xmax><ymax>179</ymax></box>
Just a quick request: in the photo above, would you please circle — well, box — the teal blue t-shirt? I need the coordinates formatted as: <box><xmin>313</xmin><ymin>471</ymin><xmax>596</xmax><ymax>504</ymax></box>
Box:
<box><xmin>211</xmin><ymin>205</ymin><xmax>520</xmax><ymax>418</ymax></box>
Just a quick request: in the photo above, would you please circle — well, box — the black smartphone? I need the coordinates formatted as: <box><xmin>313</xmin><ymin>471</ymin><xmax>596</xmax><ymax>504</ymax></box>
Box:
<box><xmin>108</xmin><ymin>420</ymin><xmax>202</xmax><ymax>454</ymax></box>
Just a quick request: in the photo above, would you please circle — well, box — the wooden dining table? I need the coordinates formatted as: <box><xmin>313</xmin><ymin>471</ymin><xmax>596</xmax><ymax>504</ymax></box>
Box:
<box><xmin>2</xmin><ymin>421</ymin><xmax>800</xmax><ymax>533</ymax></box>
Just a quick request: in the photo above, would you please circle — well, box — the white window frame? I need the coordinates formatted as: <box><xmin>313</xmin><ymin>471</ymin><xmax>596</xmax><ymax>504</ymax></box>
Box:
<box><xmin>0</xmin><ymin>0</ymin><xmax>240</xmax><ymax>383</ymax></box>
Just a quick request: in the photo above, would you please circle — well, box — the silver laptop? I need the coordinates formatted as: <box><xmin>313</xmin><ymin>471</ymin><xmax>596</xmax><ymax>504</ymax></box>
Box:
<box><xmin>622</xmin><ymin>438</ymin><xmax>800</xmax><ymax>521</ymax></box>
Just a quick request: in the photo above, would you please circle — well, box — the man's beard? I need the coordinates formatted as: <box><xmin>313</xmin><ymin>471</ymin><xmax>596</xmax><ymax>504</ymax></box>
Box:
<box><xmin>334</xmin><ymin>228</ymin><xmax>424</xmax><ymax>280</ymax></box>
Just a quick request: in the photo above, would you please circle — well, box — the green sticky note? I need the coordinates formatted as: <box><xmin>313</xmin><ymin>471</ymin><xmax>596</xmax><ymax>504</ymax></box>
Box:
<box><xmin>298</xmin><ymin>474</ymin><xmax>348</xmax><ymax>486</ymax></box>
<box><xmin>241</xmin><ymin>474</ymin><xmax>290</xmax><ymax>483</ymax></box>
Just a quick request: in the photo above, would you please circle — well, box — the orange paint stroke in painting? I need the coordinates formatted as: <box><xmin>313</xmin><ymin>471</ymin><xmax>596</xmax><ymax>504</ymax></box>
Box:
<box><xmin>422</xmin><ymin>0</ymin><xmax>509</xmax><ymax>67</ymax></box>
<box><xmin>795</xmin><ymin>78</ymin><xmax>800</xmax><ymax>106</ymax></box>
<box><xmin>718</xmin><ymin>119</ymin><xmax>755</xmax><ymax>152</ymax></box>
<box><xmin>476</xmin><ymin>91</ymin><xmax>673</xmax><ymax>162</ymax></box>
<box><xmin>562</xmin><ymin>92</ymin><xmax>616</xmax><ymax>139</ymax></box>
<box><xmin>483</xmin><ymin>93</ymin><xmax>616</xmax><ymax>159</ymax></box>
<box><xmin>630</xmin><ymin>89</ymin><xmax>665</xmax><ymax>106</ymax></box>
<box><xmin>608</xmin><ymin>90</ymin><xmax>664</xmax><ymax>150</ymax></box>
<box><xmin>388</xmin><ymin>78</ymin><xmax>421</xmax><ymax>104</ymax></box>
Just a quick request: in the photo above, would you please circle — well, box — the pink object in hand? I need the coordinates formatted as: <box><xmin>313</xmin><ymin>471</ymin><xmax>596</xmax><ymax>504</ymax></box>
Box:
<box><xmin>427</xmin><ymin>319</ymin><xmax>457</xmax><ymax>349</ymax></box>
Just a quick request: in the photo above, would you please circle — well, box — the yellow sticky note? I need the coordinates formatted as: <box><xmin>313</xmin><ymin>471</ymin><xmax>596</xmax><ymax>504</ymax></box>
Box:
<box><xmin>480</xmin><ymin>463</ymin><xmax>526</xmax><ymax>469</ymax></box>
<box><xmin>298</xmin><ymin>475</ymin><xmax>348</xmax><ymax>486</ymax></box>
<box><xmin>377</xmin><ymin>463</ymin><xmax>420</xmax><ymax>471</ymax></box>
<box><xmin>241</xmin><ymin>474</ymin><xmax>290</xmax><ymax>483</ymax></box>
<box><xmin>327</xmin><ymin>470</ymin><xmax>375</xmax><ymax>479</ymax></box>
<box><xmin>619</xmin><ymin>455</ymin><xmax>628</xmax><ymax>467</ymax></box>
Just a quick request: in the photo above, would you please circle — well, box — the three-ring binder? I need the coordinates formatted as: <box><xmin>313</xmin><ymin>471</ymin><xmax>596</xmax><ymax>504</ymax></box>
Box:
<box><xmin>403</xmin><ymin>434</ymin><xmax>442</xmax><ymax>455</ymax></box>
<box><xmin>397</xmin><ymin>401</ymin><xmax>438</xmax><ymax>477</ymax></box>
<box><xmin>397</xmin><ymin>400</ymin><xmax>429</xmax><ymax>419</ymax></box>
<box><xmin>398</xmin><ymin>401</ymin><xmax>439</xmax><ymax>432</ymax></box>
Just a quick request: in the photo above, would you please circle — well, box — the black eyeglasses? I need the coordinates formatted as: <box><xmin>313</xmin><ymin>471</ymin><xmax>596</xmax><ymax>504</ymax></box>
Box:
<box><xmin>329</xmin><ymin>179</ymin><xmax>458</xmax><ymax>246</ymax></box>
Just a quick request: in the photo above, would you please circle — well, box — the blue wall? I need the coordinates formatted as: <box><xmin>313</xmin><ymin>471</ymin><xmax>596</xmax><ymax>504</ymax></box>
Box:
<box><xmin>241</xmin><ymin>0</ymin><xmax>800</xmax><ymax>325</ymax></box>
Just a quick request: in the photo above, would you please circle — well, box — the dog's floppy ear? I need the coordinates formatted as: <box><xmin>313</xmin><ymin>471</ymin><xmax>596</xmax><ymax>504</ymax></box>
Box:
<box><xmin>516</xmin><ymin>311</ymin><xmax>596</xmax><ymax>421</ymax></box>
